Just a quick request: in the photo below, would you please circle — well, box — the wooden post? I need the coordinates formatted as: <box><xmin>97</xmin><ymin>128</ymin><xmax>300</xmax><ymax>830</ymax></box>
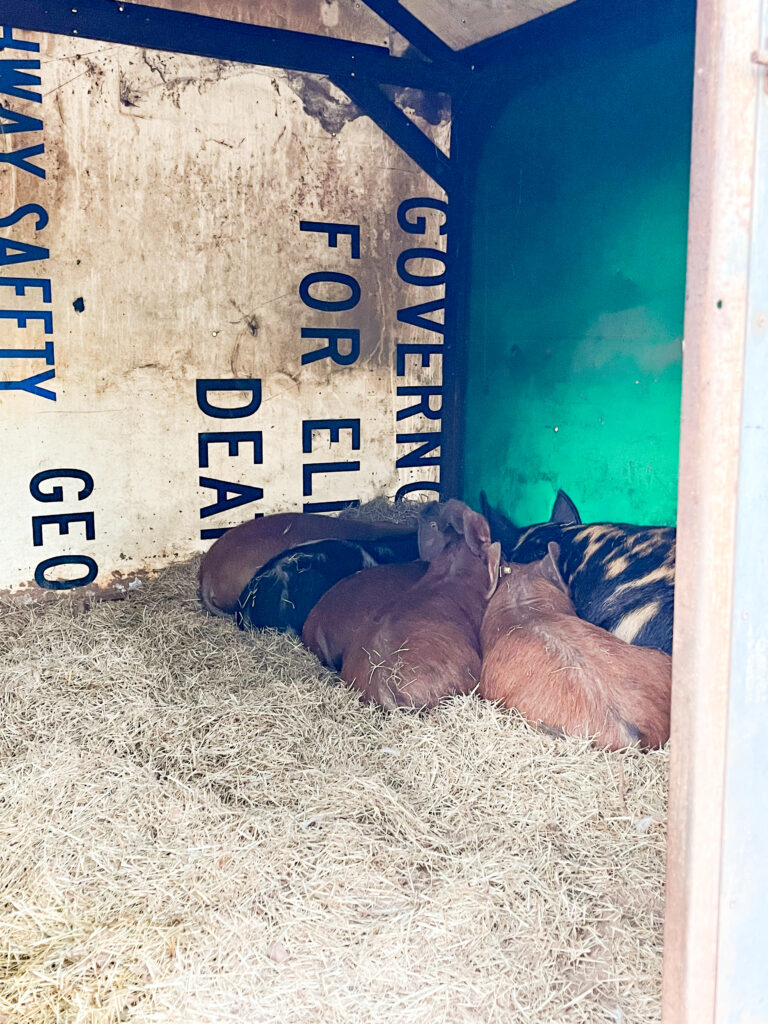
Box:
<box><xmin>662</xmin><ymin>1</ymin><xmax>764</xmax><ymax>1021</ymax></box>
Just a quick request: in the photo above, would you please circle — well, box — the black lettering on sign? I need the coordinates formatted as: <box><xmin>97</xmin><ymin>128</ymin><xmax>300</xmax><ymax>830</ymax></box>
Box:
<box><xmin>0</xmin><ymin>206</ymin><xmax>54</xmax><ymax>398</ymax></box>
<box><xmin>301</xmin><ymin>328</ymin><xmax>360</xmax><ymax>366</ymax></box>
<box><xmin>198</xmin><ymin>431</ymin><xmax>263</xmax><ymax>468</ymax></box>
<box><xmin>0</xmin><ymin>235</ymin><xmax>48</xmax><ymax>266</ymax></box>
<box><xmin>395</xmin><ymin>480</ymin><xmax>441</xmax><ymax>501</ymax></box>
<box><xmin>396</xmin><ymin>247</ymin><xmax>447</xmax><ymax>288</ymax></box>
<box><xmin>396</xmin><ymin>343</ymin><xmax>443</xmax><ymax>376</ymax></box>
<box><xmin>195</xmin><ymin>378</ymin><xmax>262</xmax><ymax>419</ymax></box>
<box><xmin>302</xmin><ymin>417</ymin><xmax>361</xmax><ymax>510</ymax></box>
<box><xmin>397</xmin><ymin>298</ymin><xmax>445</xmax><ymax>335</ymax></box>
<box><xmin>303</xmin><ymin>461</ymin><xmax>361</xmax><ymax>496</ymax></box>
<box><xmin>393</xmin><ymin>198</ymin><xmax>447</xmax><ymax>499</ymax></box>
<box><xmin>32</xmin><ymin>512</ymin><xmax>95</xmax><ymax>546</ymax></box>
<box><xmin>298</xmin><ymin>220</ymin><xmax>364</xmax><ymax>507</ymax></box>
<box><xmin>300</xmin><ymin>271</ymin><xmax>360</xmax><ymax>312</ymax></box>
<box><xmin>397</xmin><ymin>197</ymin><xmax>448</xmax><ymax>236</ymax></box>
<box><xmin>0</xmin><ymin>30</ymin><xmax>55</xmax><ymax>403</ymax></box>
<box><xmin>30</xmin><ymin>467</ymin><xmax>93</xmax><ymax>503</ymax></box>
<box><xmin>302</xmin><ymin>418</ymin><xmax>361</xmax><ymax>454</ymax></box>
<box><xmin>199</xmin><ymin>477</ymin><xmax>264</xmax><ymax>519</ymax></box>
<box><xmin>300</xmin><ymin>219</ymin><xmax>362</xmax><ymax>368</ymax></box>
<box><xmin>35</xmin><ymin>555</ymin><xmax>98</xmax><ymax>590</ymax></box>
<box><xmin>395</xmin><ymin>432</ymin><xmax>442</xmax><ymax>470</ymax></box>
<box><xmin>300</xmin><ymin>221</ymin><xmax>361</xmax><ymax>259</ymax></box>
<box><xmin>196</xmin><ymin>378</ymin><xmax>264</xmax><ymax>540</ymax></box>
<box><xmin>396</xmin><ymin>385</ymin><xmax>443</xmax><ymax>422</ymax></box>
<box><xmin>28</xmin><ymin>468</ymin><xmax>98</xmax><ymax>590</ymax></box>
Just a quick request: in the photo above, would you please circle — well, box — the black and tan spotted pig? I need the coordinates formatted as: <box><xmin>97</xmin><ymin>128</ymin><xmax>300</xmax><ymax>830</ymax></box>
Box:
<box><xmin>480</xmin><ymin>490</ymin><xmax>675</xmax><ymax>655</ymax></box>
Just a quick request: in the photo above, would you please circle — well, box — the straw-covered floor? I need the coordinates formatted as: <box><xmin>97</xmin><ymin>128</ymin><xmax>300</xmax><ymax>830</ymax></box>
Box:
<box><xmin>1</xmin><ymin>540</ymin><xmax>668</xmax><ymax>1023</ymax></box>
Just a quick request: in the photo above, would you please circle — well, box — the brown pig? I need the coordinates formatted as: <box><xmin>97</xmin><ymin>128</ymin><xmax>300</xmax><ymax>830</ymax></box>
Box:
<box><xmin>479</xmin><ymin>542</ymin><xmax>671</xmax><ymax>750</ymax></box>
<box><xmin>341</xmin><ymin>500</ymin><xmax>501</xmax><ymax>710</ymax></box>
<box><xmin>302</xmin><ymin>560</ymin><xmax>428</xmax><ymax>670</ymax></box>
<box><xmin>198</xmin><ymin>512</ymin><xmax>417</xmax><ymax>617</ymax></box>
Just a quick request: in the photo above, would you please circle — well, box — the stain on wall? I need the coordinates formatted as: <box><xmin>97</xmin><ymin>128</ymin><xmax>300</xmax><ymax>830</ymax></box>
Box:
<box><xmin>283</xmin><ymin>74</ymin><xmax>363</xmax><ymax>136</ymax></box>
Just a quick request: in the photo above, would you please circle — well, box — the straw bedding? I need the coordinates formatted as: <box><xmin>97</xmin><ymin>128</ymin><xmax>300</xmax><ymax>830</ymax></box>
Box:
<box><xmin>1</xmin><ymin>544</ymin><xmax>668</xmax><ymax>1023</ymax></box>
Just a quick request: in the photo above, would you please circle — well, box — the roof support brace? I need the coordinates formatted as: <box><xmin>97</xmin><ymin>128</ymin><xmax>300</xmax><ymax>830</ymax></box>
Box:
<box><xmin>0</xmin><ymin>0</ymin><xmax>464</xmax><ymax>92</ymax></box>
<box><xmin>331</xmin><ymin>74</ymin><xmax>452</xmax><ymax>192</ymax></box>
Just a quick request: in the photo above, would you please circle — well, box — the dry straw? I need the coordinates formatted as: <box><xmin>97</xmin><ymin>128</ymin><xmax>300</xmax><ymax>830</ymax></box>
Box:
<box><xmin>1</xmin><ymin>527</ymin><xmax>668</xmax><ymax>1023</ymax></box>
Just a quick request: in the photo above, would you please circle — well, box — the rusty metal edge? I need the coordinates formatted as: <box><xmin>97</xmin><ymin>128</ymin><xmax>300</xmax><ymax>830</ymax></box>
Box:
<box><xmin>662</xmin><ymin>1</ymin><xmax>760</xmax><ymax>1021</ymax></box>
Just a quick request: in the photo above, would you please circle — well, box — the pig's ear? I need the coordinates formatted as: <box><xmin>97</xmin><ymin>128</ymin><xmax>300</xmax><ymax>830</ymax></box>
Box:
<box><xmin>540</xmin><ymin>541</ymin><xmax>568</xmax><ymax>594</ymax></box>
<box><xmin>485</xmin><ymin>541</ymin><xmax>502</xmax><ymax>598</ymax></box>
<box><xmin>550</xmin><ymin>490</ymin><xmax>581</xmax><ymax>525</ymax></box>
<box><xmin>461</xmin><ymin>506</ymin><xmax>492</xmax><ymax>556</ymax></box>
<box><xmin>439</xmin><ymin>498</ymin><xmax>468</xmax><ymax>536</ymax></box>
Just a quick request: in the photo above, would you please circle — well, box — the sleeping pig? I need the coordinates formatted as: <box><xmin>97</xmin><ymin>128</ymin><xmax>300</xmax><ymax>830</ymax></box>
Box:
<box><xmin>480</xmin><ymin>490</ymin><xmax>675</xmax><ymax>654</ymax></box>
<box><xmin>199</xmin><ymin>511</ymin><xmax>417</xmax><ymax>617</ymax></box>
<box><xmin>479</xmin><ymin>541</ymin><xmax>671</xmax><ymax>750</ymax></box>
<box><xmin>302</xmin><ymin>560</ymin><xmax>428</xmax><ymax>670</ymax></box>
<box><xmin>235</xmin><ymin>533</ymin><xmax>420</xmax><ymax>637</ymax></box>
<box><xmin>341</xmin><ymin>500</ymin><xmax>500</xmax><ymax>710</ymax></box>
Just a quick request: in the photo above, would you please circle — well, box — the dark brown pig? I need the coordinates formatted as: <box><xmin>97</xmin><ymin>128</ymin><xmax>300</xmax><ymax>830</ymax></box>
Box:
<box><xmin>302</xmin><ymin>561</ymin><xmax>428</xmax><ymax>670</ymax></box>
<box><xmin>341</xmin><ymin>500</ymin><xmax>501</xmax><ymax>710</ymax></box>
<box><xmin>479</xmin><ymin>542</ymin><xmax>671</xmax><ymax>750</ymax></box>
<box><xmin>198</xmin><ymin>512</ymin><xmax>417</xmax><ymax>617</ymax></box>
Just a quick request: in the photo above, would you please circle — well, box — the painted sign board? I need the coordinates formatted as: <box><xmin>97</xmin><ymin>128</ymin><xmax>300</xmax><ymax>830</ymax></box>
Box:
<box><xmin>0</xmin><ymin>24</ymin><xmax>449</xmax><ymax>594</ymax></box>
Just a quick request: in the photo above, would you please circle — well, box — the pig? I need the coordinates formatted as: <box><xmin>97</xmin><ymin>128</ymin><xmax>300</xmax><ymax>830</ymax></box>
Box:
<box><xmin>199</xmin><ymin>511</ymin><xmax>417</xmax><ymax>617</ymax></box>
<box><xmin>341</xmin><ymin>500</ymin><xmax>501</xmax><ymax>710</ymax></box>
<box><xmin>302</xmin><ymin>561</ymin><xmax>428</xmax><ymax>670</ymax></box>
<box><xmin>479</xmin><ymin>542</ymin><xmax>671</xmax><ymax>750</ymax></box>
<box><xmin>480</xmin><ymin>490</ymin><xmax>675</xmax><ymax>654</ymax></box>
<box><xmin>235</xmin><ymin>534</ymin><xmax>420</xmax><ymax>637</ymax></box>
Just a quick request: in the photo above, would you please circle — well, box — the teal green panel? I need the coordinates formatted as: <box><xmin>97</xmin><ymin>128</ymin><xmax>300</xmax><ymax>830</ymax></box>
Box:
<box><xmin>462</xmin><ymin>18</ymin><xmax>694</xmax><ymax>527</ymax></box>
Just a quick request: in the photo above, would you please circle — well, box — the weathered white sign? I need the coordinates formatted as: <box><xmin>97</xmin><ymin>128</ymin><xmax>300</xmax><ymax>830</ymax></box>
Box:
<box><xmin>0</xmin><ymin>24</ymin><xmax>448</xmax><ymax>594</ymax></box>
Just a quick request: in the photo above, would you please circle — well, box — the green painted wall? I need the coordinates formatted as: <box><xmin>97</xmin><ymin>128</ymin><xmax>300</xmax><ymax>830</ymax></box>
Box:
<box><xmin>461</xmin><ymin>9</ymin><xmax>695</xmax><ymax>527</ymax></box>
